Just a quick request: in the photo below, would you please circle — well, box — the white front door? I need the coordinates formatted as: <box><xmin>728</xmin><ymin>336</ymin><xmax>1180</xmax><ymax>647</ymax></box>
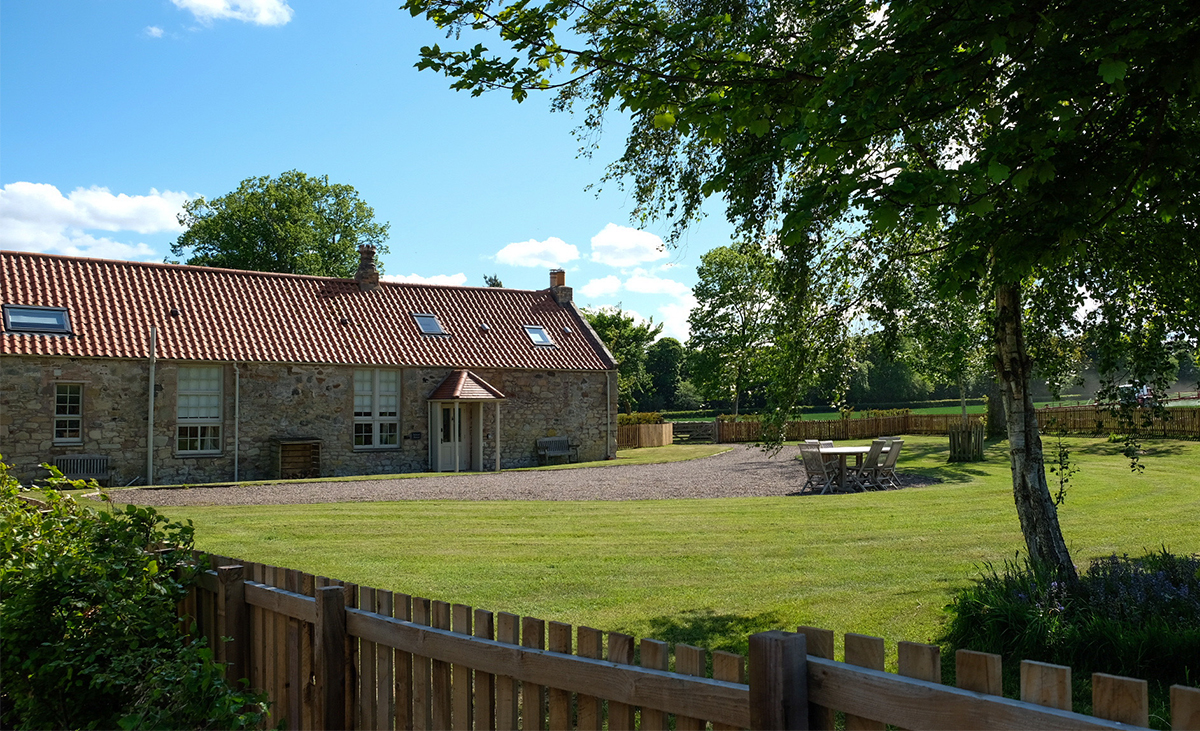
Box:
<box><xmin>436</xmin><ymin>403</ymin><xmax>473</xmax><ymax>471</ymax></box>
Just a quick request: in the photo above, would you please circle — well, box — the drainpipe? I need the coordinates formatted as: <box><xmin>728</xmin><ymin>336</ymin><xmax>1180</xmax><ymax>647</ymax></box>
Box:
<box><xmin>146</xmin><ymin>326</ymin><xmax>157</xmax><ymax>486</ymax></box>
<box><xmin>233</xmin><ymin>362</ymin><xmax>240</xmax><ymax>482</ymax></box>
<box><xmin>495</xmin><ymin>402</ymin><xmax>501</xmax><ymax>472</ymax></box>
<box><xmin>606</xmin><ymin>371</ymin><xmax>614</xmax><ymax>459</ymax></box>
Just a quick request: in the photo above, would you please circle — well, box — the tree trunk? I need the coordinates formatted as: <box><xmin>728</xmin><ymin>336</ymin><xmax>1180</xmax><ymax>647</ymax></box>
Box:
<box><xmin>994</xmin><ymin>282</ymin><xmax>1078</xmax><ymax>582</ymax></box>
<box><xmin>958</xmin><ymin>376</ymin><xmax>968</xmax><ymax>425</ymax></box>
<box><xmin>986</xmin><ymin>378</ymin><xmax>1006</xmax><ymax>439</ymax></box>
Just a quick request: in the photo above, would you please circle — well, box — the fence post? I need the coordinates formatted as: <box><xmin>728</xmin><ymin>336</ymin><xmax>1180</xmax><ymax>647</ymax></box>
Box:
<box><xmin>316</xmin><ymin>585</ymin><xmax>349</xmax><ymax>730</ymax></box>
<box><xmin>217</xmin><ymin>565</ymin><xmax>249</xmax><ymax>686</ymax></box>
<box><xmin>749</xmin><ymin>630</ymin><xmax>809</xmax><ymax>730</ymax></box>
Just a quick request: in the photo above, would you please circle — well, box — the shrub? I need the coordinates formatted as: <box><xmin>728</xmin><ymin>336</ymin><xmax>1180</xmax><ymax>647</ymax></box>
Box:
<box><xmin>617</xmin><ymin>412</ymin><xmax>664</xmax><ymax>425</ymax></box>
<box><xmin>942</xmin><ymin>551</ymin><xmax>1200</xmax><ymax>688</ymax></box>
<box><xmin>862</xmin><ymin>408</ymin><xmax>913</xmax><ymax>418</ymax></box>
<box><xmin>0</xmin><ymin>458</ymin><xmax>269</xmax><ymax>730</ymax></box>
<box><xmin>662</xmin><ymin>409</ymin><xmax>721</xmax><ymax>420</ymax></box>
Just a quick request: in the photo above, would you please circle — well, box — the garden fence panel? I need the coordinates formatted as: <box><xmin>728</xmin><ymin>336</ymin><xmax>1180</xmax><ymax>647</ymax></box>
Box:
<box><xmin>183</xmin><ymin>553</ymin><xmax>1200</xmax><ymax>730</ymax></box>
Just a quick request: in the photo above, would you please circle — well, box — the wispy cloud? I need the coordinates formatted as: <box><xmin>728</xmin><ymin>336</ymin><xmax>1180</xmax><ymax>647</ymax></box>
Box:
<box><xmin>589</xmin><ymin>223</ymin><xmax>668</xmax><ymax>268</ymax></box>
<box><xmin>0</xmin><ymin>182</ymin><xmax>193</xmax><ymax>260</ymax></box>
<box><xmin>495</xmin><ymin>236</ymin><xmax>580</xmax><ymax>268</ymax></box>
<box><xmin>171</xmin><ymin>0</ymin><xmax>293</xmax><ymax>26</ymax></box>
<box><xmin>381</xmin><ymin>272</ymin><xmax>468</xmax><ymax>286</ymax></box>
<box><xmin>145</xmin><ymin>26</ymin><xmax>165</xmax><ymax>38</ymax></box>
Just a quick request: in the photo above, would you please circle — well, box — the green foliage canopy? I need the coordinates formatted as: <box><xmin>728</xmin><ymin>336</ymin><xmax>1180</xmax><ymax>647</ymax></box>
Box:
<box><xmin>644</xmin><ymin>336</ymin><xmax>685</xmax><ymax>410</ymax></box>
<box><xmin>172</xmin><ymin>170</ymin><xmax>391</xmax><ymax>278</ymax></box>
<box><xmin>582</xmin><ymin>306</ymin><xmax>663</xmax><ymax>412</ymax></box>
<box><xmin>687</xmin><ymin>243</ymin><xmax>775</xmax><ymax>414</ymax></box>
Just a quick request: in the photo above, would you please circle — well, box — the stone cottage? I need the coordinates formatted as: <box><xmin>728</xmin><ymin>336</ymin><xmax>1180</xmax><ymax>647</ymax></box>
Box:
<box><xmin>0</xmin><ymin>248</ymin><xmax>618</xmax><ymax>485</ymax></box>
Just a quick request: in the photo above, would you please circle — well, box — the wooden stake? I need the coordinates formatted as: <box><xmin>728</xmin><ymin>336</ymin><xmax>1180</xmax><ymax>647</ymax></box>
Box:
<box><xmin>748</xmin><ymin>631</ymin><xmax>808</xmax><ymax>731</ymax></box>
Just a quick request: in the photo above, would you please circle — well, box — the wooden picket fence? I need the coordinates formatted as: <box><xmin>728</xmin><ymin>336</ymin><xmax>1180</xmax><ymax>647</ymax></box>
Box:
<box><xmin>714</xmin><ymin>406</ymin><xmax>1200</xmax><ymax>443</ymax></box>
<box><xmin>184</xmin><ymin>553</ymin><xmax>1200</xmax><ymax>730</ymax></box>
<box><xmin>617</xmin><ymin>423</ymin><xmax>673</xmax><ymax>449</ymax></box>
<box><xmin>1038</xmin><ymin>405</ymin><xmax>1200</xmax><ymax>438</ymax></box>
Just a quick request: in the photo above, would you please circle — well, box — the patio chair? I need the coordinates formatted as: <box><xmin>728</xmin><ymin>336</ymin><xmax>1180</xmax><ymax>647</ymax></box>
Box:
<box><xmin>876</xmin><ymin>439</ymin><xmax>904</xmax><ymax>488</ymax></box>
<box><xmin>814</xmin><ymin>440</ymin><xmax>840</xmax><ymax>470</ymax></box>
<box><xmin>799</xmin><ymin>444</ymin><xmax>835</xmax><ymax>494</ymax></box>
<box><xmin>849</xmin><ymin>439</ymin><xmax>887</xmax><ymax>490</ymax></box>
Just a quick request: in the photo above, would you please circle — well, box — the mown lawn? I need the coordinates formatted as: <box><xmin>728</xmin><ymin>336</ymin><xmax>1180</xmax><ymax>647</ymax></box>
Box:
<box><xmin>154</xmin><ymin>435</ymin><xmax>1200</xmax><ymax>666</ymax></box>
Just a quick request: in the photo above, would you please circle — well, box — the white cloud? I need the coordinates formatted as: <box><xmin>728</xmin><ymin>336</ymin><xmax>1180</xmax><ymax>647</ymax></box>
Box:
<box><xmin>171</xmin><ymin>0</ymin><xmax>293</xmax><ymax>26</ymax></box>
<box><xmin>145</xmin><ymin>26</ymin><xmax>165</xmax><ymax>37</ymax></box>
<box><xmin>657</xmin><ymin>294</ymin><xmax>698</xmax><ymax>341</ymax></box>
<box><xmin>579</xmin><ymin>275</ymin><xmax>622</xmax><ymax>299</ymax></box>
<box><xmin>589</xmin><ymin>223</ymin><xmax>668</xmax><ymax>268</ymax></box>
<box><xmin>494</xmin><ymin>237</ymin><xmax>580</xmax><ymax>268</ymax></box>
<box><xmin>624</xmin><ymin>269</ymin><xmax>692</xmax><ymax>298</ymax></box>
<box><xmin>381</xmin><ymin>272</ymin><xmax>468</xmax><ymax>287</ymax></box>
<box><xmin>0</xmin><ymin>182</ymin><xmax>193</xmax><ymax>260</ymax></box>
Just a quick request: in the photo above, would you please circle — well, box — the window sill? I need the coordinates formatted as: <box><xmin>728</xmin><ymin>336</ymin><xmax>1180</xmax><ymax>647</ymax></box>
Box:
<box><xmin>353</xmin><ymin>446</ymin><xmax>402</xmax><ymax>453</ymax></box>
<box><xmin>173</xmin><ymin>452</ymin><xmax>225</xmax><ymax>459</ymax></box>
<box><xmin>52</xmin><ymin>440</ymin><xmax>84</xmax><ymax>447</ymax></box>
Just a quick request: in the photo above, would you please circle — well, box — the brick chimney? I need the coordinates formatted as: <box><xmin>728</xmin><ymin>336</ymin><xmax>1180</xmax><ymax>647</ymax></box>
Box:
<box><xmin>549</xmin><ymin>269</ymin><xmax>572</xmax><ymax>305</ymax></box>
<box><xmin>355</xmin><ymin>245</ymin><xmax>380</xmax><ymax>292</ymax></box>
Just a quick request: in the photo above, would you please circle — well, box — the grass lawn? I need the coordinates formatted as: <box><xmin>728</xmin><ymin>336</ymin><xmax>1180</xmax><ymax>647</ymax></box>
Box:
<box><xmin>152</xmin><ymin>435</ymin><xmax>1200</xmax><ymax>667</ymax></box>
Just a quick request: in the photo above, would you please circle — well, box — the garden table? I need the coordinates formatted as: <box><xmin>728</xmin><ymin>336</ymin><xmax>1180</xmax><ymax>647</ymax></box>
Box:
<box><xmin>819</xmin><ymin>445</ymin><xmax>889</xmax><ymax>492</ymax></box>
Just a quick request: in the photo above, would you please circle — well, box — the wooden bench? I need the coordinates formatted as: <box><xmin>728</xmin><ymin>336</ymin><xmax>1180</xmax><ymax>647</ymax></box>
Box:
<box><xmin>536</xmin><ymin>437</ymin><xmax>577</xmax><ymax>465</ymax></box>
<box><xmin>52</xmin><ymin>454</ymin><xmax>111</xmax><ymax>485</ymax></box>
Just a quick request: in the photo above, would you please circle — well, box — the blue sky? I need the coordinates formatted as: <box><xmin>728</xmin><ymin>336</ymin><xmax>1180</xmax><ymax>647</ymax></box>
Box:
<box><xmin>0</xmin><ymin>0</ymin><xmax>737</xmax><ymax>340</ymax></box>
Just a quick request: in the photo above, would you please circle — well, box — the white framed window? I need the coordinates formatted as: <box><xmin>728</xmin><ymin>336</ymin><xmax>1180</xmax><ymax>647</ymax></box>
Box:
<box><xmin>54</xmin><ymin>383</ymin><xmax>83</xmax><ymax>444</ymax></box>
<box><xmin>354</xmin><ymin>369</ymin><xmax>400</xmax><ymax>448</ymax></box>
<box><xmin>524</xmin><ymin>324</ymin><xmax>555</xmax><ymax>346</ymax></box>
<box><xmin>176</xmin><ymin>365</ymin><xmax>222</xmax><ymax>454</ymax></box>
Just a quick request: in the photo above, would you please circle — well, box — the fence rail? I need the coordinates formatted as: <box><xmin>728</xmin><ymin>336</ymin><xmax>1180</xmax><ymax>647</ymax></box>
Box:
<box><xmin>185</xmin><ymin>553</ymin><xmax>1200</xmax><ymax>730</ymax></box>
<box><xmin>715</xmin><ymin>406</ymin><xmax>1200</xmax><ymax>443</ymax></box>
<box><xmin>617</xmin><ymin>423</ymin><xmax>673</xmax><ymax>449</ymax></box>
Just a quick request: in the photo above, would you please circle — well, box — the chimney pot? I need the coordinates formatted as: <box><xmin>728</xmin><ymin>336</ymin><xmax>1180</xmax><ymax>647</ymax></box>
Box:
<box><xmin>549</xmin><ymin>268</ymin><xmax>572</xmax><ymax>305</ymax></box>
<box><xmin>355</xmin><ymin>244</ymin><xmax>380</xmax><ymax>292</ymax></box>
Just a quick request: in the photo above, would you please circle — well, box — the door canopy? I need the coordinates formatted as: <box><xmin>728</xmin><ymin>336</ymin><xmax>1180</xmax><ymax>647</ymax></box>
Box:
<box><xmin>427</xmin><ymin>369</ymin><xmax>506</xmax><ymax>401</ymax></box>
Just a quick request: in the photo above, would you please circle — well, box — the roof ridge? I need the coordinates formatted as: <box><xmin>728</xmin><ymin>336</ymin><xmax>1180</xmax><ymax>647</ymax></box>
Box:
<box><xmin>1</xmin><ymin>250</ymin><xmax>548</xmax><ymax>294</ymax></box>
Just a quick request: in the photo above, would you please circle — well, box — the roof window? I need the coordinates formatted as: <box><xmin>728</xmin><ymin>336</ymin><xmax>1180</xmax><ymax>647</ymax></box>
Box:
<box><xmin>524</xmin><ymin>325</ymin><xmax>555</xmax><ymax>347</ymax></box>
<box><xmin>413</xmin><ymin>313</ymin><xmax>447</xmax><ymax>335</ymax></box>
<box><xmin>3</xmin><ymin>305</ymin><xmax>71</xmax><ymax>334</ymax></box>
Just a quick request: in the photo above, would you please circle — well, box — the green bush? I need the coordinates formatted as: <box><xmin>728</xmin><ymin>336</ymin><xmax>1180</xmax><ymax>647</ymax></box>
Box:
<box><xmin>0</xmin><ymin>458</ymin><xmax>269</xmax><ymax>730</ymax></box>
<box><xmin>661</xmin><ymin>409</ymin><xmax>722</xmax><ymax>420</ymax></box>
<box><xmin>942</xmin><ymin>551</ymin><xmax>1200</xmax><ymax>689</ymax></box>
<box><xmin>617</xmin><ymin>412</ymin><xmax>664</xmax><ymax>425</ymax></box>
<box><xmin>861</xmin><ymin>408</ymin><xmax>913</xmax><ymax>418</ymax></box>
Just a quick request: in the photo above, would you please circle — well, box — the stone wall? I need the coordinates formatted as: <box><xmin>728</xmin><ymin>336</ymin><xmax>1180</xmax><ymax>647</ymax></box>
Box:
<box><xmin>0</xmin><ymin>355</ymin><xmax>617</xmax><ymax>485</ymax></box>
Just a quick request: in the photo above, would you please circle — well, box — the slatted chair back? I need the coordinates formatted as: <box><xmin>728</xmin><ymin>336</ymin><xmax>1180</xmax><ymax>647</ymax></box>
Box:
<box><xmin>878</xmin><ymin>439</ymin><xmax>904</xmax><ymax>488</ymax></box>
<box><xmin>800</xmin><ymin>445</ymin><xmax>833</xmax><ymax>494</ymax></box>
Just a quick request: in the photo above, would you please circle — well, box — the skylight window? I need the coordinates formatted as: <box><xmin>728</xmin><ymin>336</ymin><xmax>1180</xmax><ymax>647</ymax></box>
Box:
<box><xmin>3</xmin><ymin>305</ymin><xmax>71</xmax><ymax>334</ymax></box>
<box><xmin>413</xmin><ymin>313</ymin><xmax>447</xmax><ymax>335</ymax></box>
<box><xmin>524</xmin><ymin>325</ymin><xmax>555</xmax><ymax>346</ymax></box>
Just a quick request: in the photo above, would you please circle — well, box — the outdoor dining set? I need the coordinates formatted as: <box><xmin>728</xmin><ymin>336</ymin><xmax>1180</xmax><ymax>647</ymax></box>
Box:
<box><xmin>799</xmin><ymin>438</ymin><xmax>904</xmax><ymax>494</ymax></box>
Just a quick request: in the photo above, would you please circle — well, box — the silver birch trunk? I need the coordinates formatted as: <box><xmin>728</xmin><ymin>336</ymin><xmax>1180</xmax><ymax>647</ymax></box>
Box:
<box><xmin>994</xmin><ymin>282</ymin><xmax>1078</xmax><ymax>581</ymax></box>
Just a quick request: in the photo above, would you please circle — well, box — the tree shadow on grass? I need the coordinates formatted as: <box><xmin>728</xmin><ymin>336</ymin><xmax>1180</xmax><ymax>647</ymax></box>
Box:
<box><xmin>1067</xmin><ymin>439</ymin><xmax>1188</xmax><ymax>458</ymax></box>
<box><xmin>899</xmin><ymin>439</ymin><xmax>1001</xmax><ymax>484</ymax></box>
<box><xmin>640</xmin><ymin>608</ymin><xmax>786</xmax><ymax>660</ymax></box>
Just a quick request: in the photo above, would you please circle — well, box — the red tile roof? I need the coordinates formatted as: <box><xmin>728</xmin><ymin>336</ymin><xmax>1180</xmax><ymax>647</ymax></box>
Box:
<box><xmin>1</xmin><ymin>251</ymin><xmax>616</xmax><ymax>371</ymax></box>
<box><xmin>428</xmin><ymin>370</ymin><xmax>506</xmax><ymax>400</ymax></box>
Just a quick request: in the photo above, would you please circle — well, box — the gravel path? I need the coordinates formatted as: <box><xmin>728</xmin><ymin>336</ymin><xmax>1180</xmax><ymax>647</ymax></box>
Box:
<box><xmin>125</xmin><ymin>444</ymin><xmax>935</xmax><ymax>507</ymax></box>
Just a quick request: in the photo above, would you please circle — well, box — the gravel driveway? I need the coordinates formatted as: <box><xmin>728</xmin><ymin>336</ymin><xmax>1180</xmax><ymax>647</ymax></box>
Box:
<box><xmin>126</xmin><ymin>444</ymin><xmax>933</xmax><ymax>507</ymax></box>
